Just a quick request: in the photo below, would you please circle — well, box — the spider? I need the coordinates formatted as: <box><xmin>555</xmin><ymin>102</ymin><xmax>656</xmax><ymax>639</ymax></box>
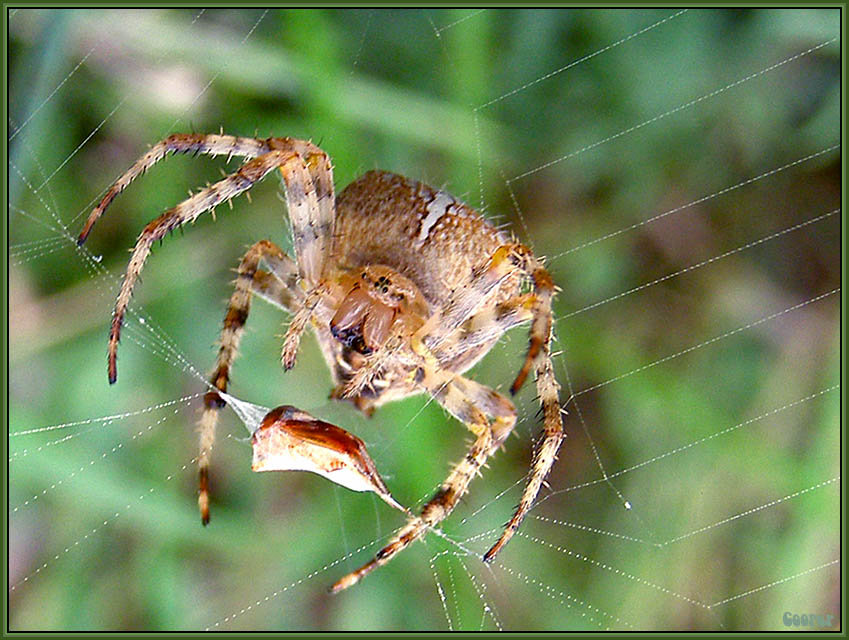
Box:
<box><xmin>78</xmin><ymin>133</ymin><xmax>564</xmax><ymax>592</ymax></box>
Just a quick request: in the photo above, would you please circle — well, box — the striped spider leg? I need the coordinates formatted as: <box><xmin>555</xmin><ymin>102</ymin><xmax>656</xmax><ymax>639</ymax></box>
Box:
<box><xmin>331</xmin><ymin>241</ymin><xmax>563</xmax><ymax>591</ymax></box>
<box><xmin>80</xmin><ymin>136</ymin><xmax>564</xmax><ymax>592</ymax></box>
<box><xmin>78</xmin><ymin>134</ymin><xmax>334</xmax><ymax>522</ymax></box>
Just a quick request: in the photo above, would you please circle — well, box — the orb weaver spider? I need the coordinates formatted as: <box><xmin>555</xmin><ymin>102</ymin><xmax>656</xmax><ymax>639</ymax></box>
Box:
<box><xmin>78</xmin><ymin>133</ymin><xmax>564</xmax><ymax>592</ymax></box>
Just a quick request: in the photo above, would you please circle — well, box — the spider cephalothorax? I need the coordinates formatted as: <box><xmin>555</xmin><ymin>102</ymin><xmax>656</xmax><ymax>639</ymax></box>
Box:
<box><xmin>78</xmin><ymin>133</ymin><xmax>564</xmax><ymax>592</ymax></box>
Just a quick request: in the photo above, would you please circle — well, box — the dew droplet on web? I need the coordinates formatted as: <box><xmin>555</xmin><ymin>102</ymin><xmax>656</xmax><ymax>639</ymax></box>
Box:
<box><xmin>92</xmin><ymin>254</ymin><xmax>102</xmax><ymax>263</ymax></box>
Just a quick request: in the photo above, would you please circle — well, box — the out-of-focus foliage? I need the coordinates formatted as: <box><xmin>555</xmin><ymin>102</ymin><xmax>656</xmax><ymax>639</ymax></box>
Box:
<box><xmin>9</xmin><ymin>8</ymin><xmax>840</xmax><ymax>631</ymax></box>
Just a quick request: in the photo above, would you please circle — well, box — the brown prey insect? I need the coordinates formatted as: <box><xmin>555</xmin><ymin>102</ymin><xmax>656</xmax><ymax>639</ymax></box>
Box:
<box><xmin>78</xmin><ymin>133</ymin><xmax>564</xmax><ymax>592</ymax></box>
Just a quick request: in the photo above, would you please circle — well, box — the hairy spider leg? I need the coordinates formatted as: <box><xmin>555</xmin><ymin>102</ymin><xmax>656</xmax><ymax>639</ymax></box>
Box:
<box><xmin>421</xmin><ymin>243</ymin><xmax>532</xmax><ymax>350</ymax></box>
<box><xmin>431</xmin><ymin>293</ymin><xmax>537</xmax><ymax>365</ymax></box>
<box><xmin>266</xmin><ymin>137</ymin><xmax>335</xmax><ymax>287</ymax></box>
<box><xmin>330</xmin><ymin>370</ymin><xmax>517</xmax><ymax>593</ymax></box>
<box><xmin>484</xmin><ymin>259</ymin><xmax>563</xmax><ymax>562</ymax></box>
<box><xmin>78</xmin><ymin>133</ymin><xmax>273</xmax><ymax>244</ymax></box>
<box><xmin>422</xmin><ymin>244</ymin><xmax>564</xmax><ymax>563</ymax></box>
<box><xmin>198</xmin><ymin>239</ymin><xmax>300</xmax><ymax>524</ymax></box>
<box><xmin>83</xmin><ymin>148</ymin><xmax>318</xmax><ymax>384</ymax></box>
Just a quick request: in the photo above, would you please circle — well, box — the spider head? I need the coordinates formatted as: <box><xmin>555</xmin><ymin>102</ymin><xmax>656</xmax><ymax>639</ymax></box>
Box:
<box><xmin>330</xmin><ymin>266</ymin><xmax>428</xmax><ymax>355</ymax></box>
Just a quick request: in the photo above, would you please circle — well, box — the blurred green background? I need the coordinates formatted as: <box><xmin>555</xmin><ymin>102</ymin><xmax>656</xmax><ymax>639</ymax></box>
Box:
<box><xmin>8</xmin><ymin>8</ymin><xmax>841</xmax><ymax>631</ymax></box>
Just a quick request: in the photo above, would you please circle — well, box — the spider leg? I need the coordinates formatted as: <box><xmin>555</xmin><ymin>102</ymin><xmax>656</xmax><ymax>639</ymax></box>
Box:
<box><xmin>420</xmin><ymin>248</ymin><xmax>564</xmax><ymax>563</ymax></box>
<box><xmin>279</xmin><ymin>284</ymin><xmax>325</xmax><ymax>371</ymax></box>
<box><xmin>431</xmin><ymin>293</ymin><xmax>536</xmax><ymax>366</ymax></box>
<box><xmin>198</xmin><ymin>239</ymin><xmax>300</xmax><ymax>524</ymax></box>
<box><xmin>269</xmin><ymin>138</ymin><xmax>337</xmax><ymax>370</ymax></box>
<box><xmin>419</xmin><ymin>243</ymin><xmax>531</xmax><ymax>353</ymax></box>
<box><xmin>330</xmin><ymin>370</ymin><xmax>516</xmax><ymax>592</ymax></box>
<box><xmin>100</xmin><ymin>148</ymin><xmax>315</xmax><ymax>383</ymax></box>
<box><xmin>267</xmin><ymin>138</ymin><xmax>335</xmax><ymax>287</ymax></box>
<box><xmin>78</xmin><ymin>134</ymin><xmax>273</xmax><ymax>243</ymax></box>
<box><xmin>508</xmin><ymin>260</ymin><xmax>558</xmax><ymax>394</ymax></box>
<box><xmin>484</xmin><ymin>259</ymin><xmax>563</xmax><ymax>562</ymax></box>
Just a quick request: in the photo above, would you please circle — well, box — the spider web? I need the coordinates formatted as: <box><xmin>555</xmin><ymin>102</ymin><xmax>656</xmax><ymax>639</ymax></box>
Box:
<box><xmin>7</xmin><ymin>8</ymin><xmax>841</xmax><ymax>631</ymax></box>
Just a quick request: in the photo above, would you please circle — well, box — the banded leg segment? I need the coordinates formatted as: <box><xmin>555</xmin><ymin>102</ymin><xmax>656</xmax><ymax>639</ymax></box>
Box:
<box><xmin>423</xmin><ymin>243</ymin><xmax>531</xmax><ymax>350</ymax></box>
<box><xmin>484</xmin><ymin>259</ymin><xmax>563</xmax><ymax>562</ymax></box>
<box><xmin>509</xmin><ymin>260</ymin><xmax>558</xmax><ymax>394</ymax></box>
<box><xmin>268</xmin><ymin>138</ymin><xmax>335</xmax><ymax>286</ymax></box>
<box><xmin>280</xmin><ymin>284</ymin><xmax>327</xmax><ymax>371</ymax></box>
<box><xmin>267</xmin><ymin>138</ymin><xmax>336</xmax><ymax>367</ymax></box>
<box><xmin>432</xmin><ymin>293</ymin><xmax>536</xmax><ymax>366</ymax></box>
<box><xmin>78</xmin><ymin>134</ymin><xmax>273</xmax><ymax>244</ymax></box>
<box><xmin>198</xmin><ymin>239</ymin><xmax>298</xmax><ymax>524</ymax></box>
<box><xmin>98</xmin><ymin>148</ymin><xmax>317</xmax><ymax>384</ymax></box>
<box><xmin>330</xmin><ymin>370</ymin><xmax>516</xmax><ymax>592</ymax></box>
<box><xmin>484</xmin><ymin>356</ymin><xmax>562</xmax><ymax>561</ymax></box>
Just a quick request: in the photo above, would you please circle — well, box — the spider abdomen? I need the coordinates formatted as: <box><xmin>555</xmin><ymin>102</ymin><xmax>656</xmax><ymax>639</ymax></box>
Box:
<box><xmin>334</xmin><ymin>170</ymin><xmax>521</xmax><ymax>308</ymax></box>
